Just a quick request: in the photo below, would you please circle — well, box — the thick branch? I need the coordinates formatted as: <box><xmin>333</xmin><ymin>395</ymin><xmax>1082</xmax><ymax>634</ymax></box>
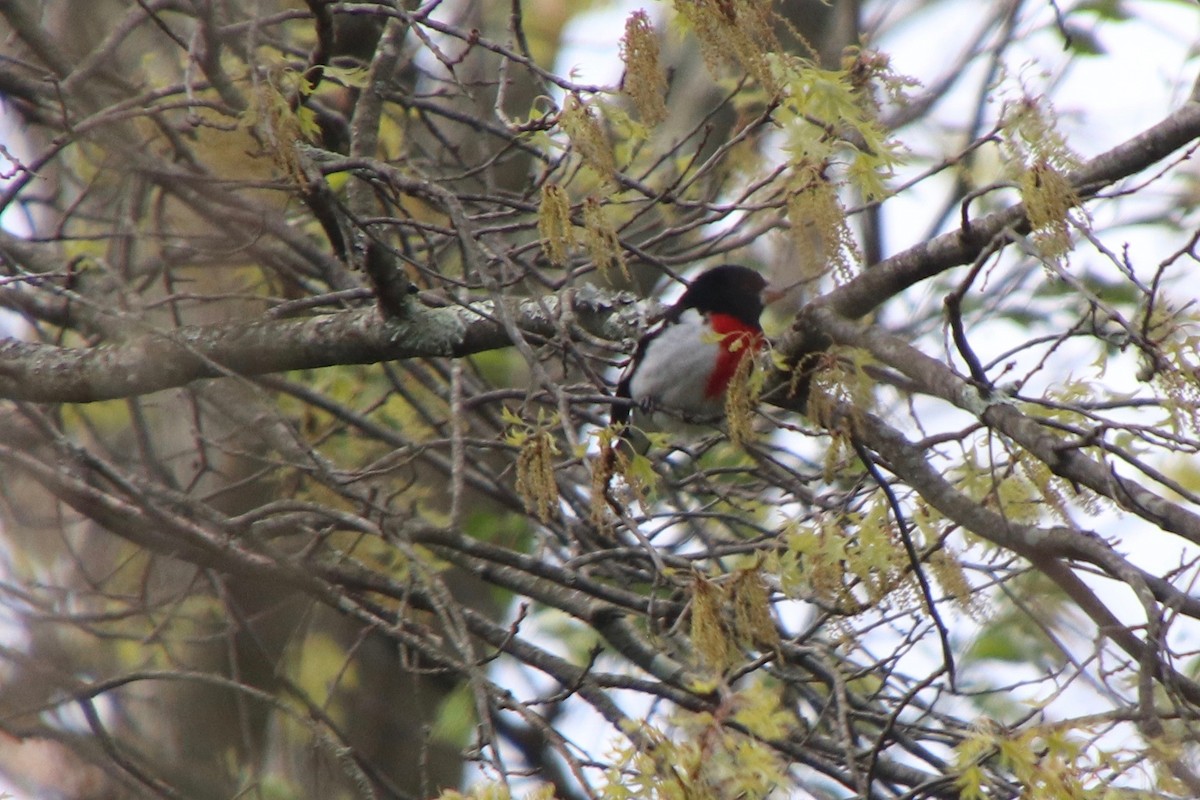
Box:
<box><xmin>812</xmin><ymin>307</ymin><xmax>1200</xmax><ymax>549</ymax></box>
<box><xmin>814</xmin><ymin>98</ymin><xmax>1200</xmax><ymax>322</ymax></box>
<box><xmin>0</xmin><ymin>287</ymin><xmax>641</xmax><ymax>403</ymax></box>
<box><xmin>849</xmin><ymin>407</ymin><xmax>1200</xmax><ymax>706</ymax></box>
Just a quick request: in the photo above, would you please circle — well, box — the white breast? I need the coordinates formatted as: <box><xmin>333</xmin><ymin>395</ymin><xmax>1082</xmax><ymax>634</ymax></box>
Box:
<box><xmin>627</xmin><ymin>309</ymin><xmax>724</xmax><ymax>421</ymax></box>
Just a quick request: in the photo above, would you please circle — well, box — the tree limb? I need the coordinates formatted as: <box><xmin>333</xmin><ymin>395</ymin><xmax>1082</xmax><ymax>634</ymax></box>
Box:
<box><xmin>0</xmin><ymin>287</ymin><xmax>642</xmax><ymax>403</ymax></box>
<box><xmin>808</xmin><ymin>98</ymin><xmax>1200</xmax><ymax>322</ymax></box>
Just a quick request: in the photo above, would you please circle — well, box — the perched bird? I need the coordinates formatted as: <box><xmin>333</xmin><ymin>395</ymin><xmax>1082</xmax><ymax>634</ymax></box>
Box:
<box><xmin>613</xmin><ymin>265</ymin><xmax>769</xmax><ymax>438</ymax></box>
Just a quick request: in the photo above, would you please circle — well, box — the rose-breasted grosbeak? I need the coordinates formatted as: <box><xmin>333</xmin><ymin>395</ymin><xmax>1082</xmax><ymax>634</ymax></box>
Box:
<box><xmin>612</xmin><ymin>265</ymin><xmax>768</xmax><ymax>437</ymax></box>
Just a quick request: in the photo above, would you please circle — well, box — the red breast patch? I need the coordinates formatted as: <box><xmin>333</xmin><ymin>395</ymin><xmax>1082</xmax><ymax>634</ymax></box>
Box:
<box><xmin>703</xmin><ymin>313</ymin><xmax>764</xmax><ymax>398</ymax></box>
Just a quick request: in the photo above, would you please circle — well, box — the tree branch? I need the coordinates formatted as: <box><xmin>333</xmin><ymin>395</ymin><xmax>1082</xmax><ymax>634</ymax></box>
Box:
<box><xmin>0</xmin><ymin>287</ymin><xmax>642</xmax><ymax>403</ymax></box>
<box><xmin>808</xmin><ymin>97</ymin><xmax>1200</xmax><ymax>322</ymax></box>
<box><xmin>846</xmin><ymin>406</ymin><xmax>1200</xmax><ymax>706</ymax></box>
<box><xmin>811</xmin><ymin>306</ymin><xmax>1200</xmax><ymax>549</ymax></box>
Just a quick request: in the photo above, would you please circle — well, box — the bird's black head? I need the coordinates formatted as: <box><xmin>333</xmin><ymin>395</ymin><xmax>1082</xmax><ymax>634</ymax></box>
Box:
<box><xmin>676</xmin><ymin>264</ymin><xmax>767</xmax><ymax>327</ymax></box>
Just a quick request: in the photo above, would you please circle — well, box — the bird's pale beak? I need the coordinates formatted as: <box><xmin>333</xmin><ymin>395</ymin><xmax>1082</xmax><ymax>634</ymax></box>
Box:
<box><xmin>762</xmin><ymin>284</ymin><xmax>790</xmax><ymax>306</ymax></box>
